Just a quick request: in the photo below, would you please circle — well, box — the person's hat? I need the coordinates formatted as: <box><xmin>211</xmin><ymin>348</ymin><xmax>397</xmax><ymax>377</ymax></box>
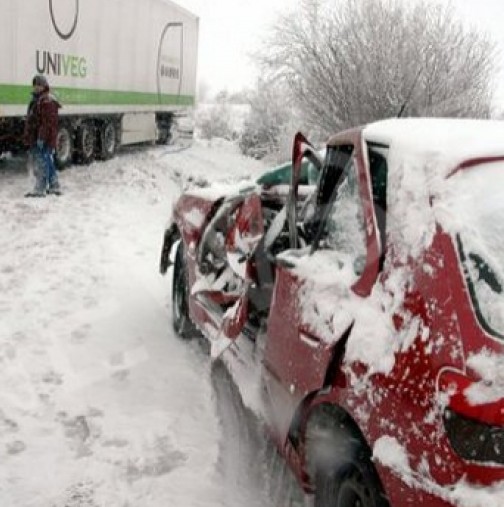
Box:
<box><xmin>32</xmin><ymin>75</ymin><xmax>49</xmax><ymax>88</ymax></box>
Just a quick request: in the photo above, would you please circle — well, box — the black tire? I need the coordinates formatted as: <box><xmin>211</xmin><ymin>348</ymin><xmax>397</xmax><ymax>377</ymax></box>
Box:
<box><xmin>55</xmin><ymin>125</ymin><xmax>73</xmax><ymax>169</ymax></box>
<box><xmin>74</xmin><ymin>123</ymin><xmax>95</xmax><ymax>164</ymax></box>
<box><xmin>97</xmin><ymin>121</ymin><xmax>117</xmax><ymax>160</ymax></box>
<box><xmin>172</xmin><ymin>241</ymin><xmax>199</xmax><ymax>339</ymax></box>
<box><xmin>307</xmin><ymin>409</ymin><xmax>389</xmax><ymax>507</ymax></box>
<box><xmin>156</xmin><ymin>120</ymin><xmax>171</xmax><ymax>145</ymax></box>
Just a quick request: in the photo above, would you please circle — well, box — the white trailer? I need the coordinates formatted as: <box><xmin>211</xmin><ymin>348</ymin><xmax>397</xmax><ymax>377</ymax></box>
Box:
<box><xmin>0</xmin><ymin>0</ymin><xmax>199</xmax><ymax>166</ymax></box>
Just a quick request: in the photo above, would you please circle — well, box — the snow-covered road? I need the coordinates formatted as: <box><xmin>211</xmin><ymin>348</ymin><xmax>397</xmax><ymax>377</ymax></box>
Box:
<box><xmin>0</xmin><ymin>142</ymin><xmax>300</xmax><ymax>506</ymax></box>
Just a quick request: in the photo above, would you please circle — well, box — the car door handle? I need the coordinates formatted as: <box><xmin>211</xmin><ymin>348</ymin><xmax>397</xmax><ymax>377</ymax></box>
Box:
<box><xmin>299</xmin><ymin>331</ymin><xmax>321</xmax><ymax>348</ymax></box>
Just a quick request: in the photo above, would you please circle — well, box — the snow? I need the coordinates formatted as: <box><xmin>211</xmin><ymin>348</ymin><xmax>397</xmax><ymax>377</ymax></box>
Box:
<box><xmin>373</xmin><ymin>436</ymin><xmax>412</xmax><ymax>483</ymax></box>
<box><xmin>183</xmin><ymin>208</ymin><xmax>206</xmax><ymax>228</ymax></box>
<box><xmin>364</xmin><ymin>119</ymin><xmax>504</xmax><ymax>168</ymax></box>
<box><xmin>364</xmin><ymin>118</ymin><xmax>504</xmax><ymax>262</ymax></box>
<box><xmin>0</xmin><ymin>141</ymin><xmax>275</xmax><ymax>506</ymax></box>
<box><xmin>374</xmin><ymin>436</ymin><xmax>504</xmax><ymax>507</ymax></box>
<box><xmin>465</xmin><ymin>349</ymin><xmax>504</xmax><ymax>405</ymax></box>
<box><xmin>185</xmin><ymin>180</ymin><xmax>253</xmax><ymax>201</ymax></box>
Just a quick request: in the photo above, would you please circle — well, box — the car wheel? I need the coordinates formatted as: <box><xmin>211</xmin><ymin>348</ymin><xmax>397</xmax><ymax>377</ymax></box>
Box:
<box><xmin>314</xmin><ymin>462</ymin><xmax>387</xmax><ymax>507</ymax></box>
<box><xmin>74</xmin><ymin>123</ymin><xmax>95</xmax><ymax>164</ymax></box>
<box><xmin>307</xmin><ymin>409</ymin><xmax>389</xmax><ymax>507</ymax></box>
<box><xmin>172</xmin><ymin>241</ymin><xmax>199</xmax><ymax>339</ymax></box>
<box><xmin>98</xmin><ymin>121</ymin><xmax>117</xmax><ymax>160</ymax></box>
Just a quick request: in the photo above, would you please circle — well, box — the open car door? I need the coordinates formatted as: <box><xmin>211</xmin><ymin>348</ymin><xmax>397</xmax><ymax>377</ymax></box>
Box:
<box><xmin>286</xmin><ymin>132</ymin><xmax>322</xmax><ymax>249</ymax></box>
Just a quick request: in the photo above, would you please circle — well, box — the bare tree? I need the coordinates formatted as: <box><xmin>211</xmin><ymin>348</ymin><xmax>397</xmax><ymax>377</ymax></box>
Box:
<box><xmin>258</xmin><ymin>0</ymin><xmax>496</xmax><ymax>133</ymax></box>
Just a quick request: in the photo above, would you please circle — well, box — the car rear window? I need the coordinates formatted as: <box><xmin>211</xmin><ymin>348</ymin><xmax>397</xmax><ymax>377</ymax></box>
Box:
<box><xmin>445</xmin><ymin>161</ymin><xmax>504</xmax><ymax>338</ymax></box>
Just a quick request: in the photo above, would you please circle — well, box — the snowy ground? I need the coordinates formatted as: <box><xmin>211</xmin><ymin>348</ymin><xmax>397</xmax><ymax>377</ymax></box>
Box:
<box><xmin>0</xmin><ymin>141</ymin><xmax>302</xmax><ymax>506</ymax></box>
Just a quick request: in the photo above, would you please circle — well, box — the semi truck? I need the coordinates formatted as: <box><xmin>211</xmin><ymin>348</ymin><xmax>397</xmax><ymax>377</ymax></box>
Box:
<box><xmin>0</xmin><ymin>0</ymin><xmax>199</xmax><ymax>166</ymax></box>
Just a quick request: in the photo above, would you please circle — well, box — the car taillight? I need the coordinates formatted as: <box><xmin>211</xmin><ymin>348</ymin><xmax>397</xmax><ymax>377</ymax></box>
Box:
<box><xmin>443</xmin><ymin>408</ymin><xmax>504</xmax><ymax>464</ymax></box>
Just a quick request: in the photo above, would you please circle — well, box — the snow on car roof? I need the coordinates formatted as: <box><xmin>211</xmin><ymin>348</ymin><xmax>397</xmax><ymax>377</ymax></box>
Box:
<box><xmin>363</xmin><ymin>118</ymin><xmax>504</xmax><ymax>175</ymax></box>
<box><xmin>359</xmin><ymin>118</ymin><xmax>504</xmax><ymax>266</ymax></box>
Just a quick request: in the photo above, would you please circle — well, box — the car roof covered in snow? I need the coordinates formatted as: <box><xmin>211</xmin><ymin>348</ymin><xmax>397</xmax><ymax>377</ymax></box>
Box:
<box><xmin>363</xmin><ymin>118</ymin><xmax>504</xmax><ymax>174</ymax></box>
<box><xmin>329</xmin><ymin>118</ymin><xmax>504</xmax><ymax>178</ymax></box>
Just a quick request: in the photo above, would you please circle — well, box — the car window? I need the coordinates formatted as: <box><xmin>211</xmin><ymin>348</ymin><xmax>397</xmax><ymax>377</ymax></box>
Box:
<box><xmin>305</xmin><ymin>161</ymin><xmax>320</xmax><ymax>185</ymax></box>
<box><xmin>257</xmin><ymin>161</ymin><xmax>319</xmax><ymax>187</ymax></box>
<box><xmin>318</xmin><ymin>152</ymin><xmax>367</xmax><ymax>275</ymax></box>
<box><xmin>316</xmin><ymin>145</ymin><xmax>353</xmax><ymax>208</ymax></box>
<box><xmin>458</xmin><ymin>237</ymin><xmax>504</xmax><ymax>340</ymax></box>
<box><xmin>256</xmin><ymin>162</ymin><xmax>292</xmax><ymax>187</ymax></box>
<box><xmin>367</xmin><ymin>143</ymin><xmax>389</xmax><ymax>263</ymax></box>
<box><xmin>448</xmin><ymin>162</ymin><xmax>504</xmax><ymax>339</ymax></box>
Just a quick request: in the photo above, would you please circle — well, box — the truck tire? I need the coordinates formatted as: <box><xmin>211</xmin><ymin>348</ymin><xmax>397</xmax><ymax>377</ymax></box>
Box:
<box><xmin>55</xmin><ymin>125</ymin><xmax>73</xmax><ymax>169</ymax></box>
<box><xmin>172</xmin><ymin>241</ymin><xmax>200</xmax><ymax>339</ymax></box>
<box><xmin>156</xmin><ymin>120</ymin><xmax>171</xmax><ymax>145</ymax></box>
<box><xmin>306</xmin><ymin>408</ymin><xmax>389</xmax><ymax>507</ymax></box>
<box><xmin>74</xmin><ymin>123</ymin><xmax>95</xmax><ymax>164</ymax></box>
<box><xmin>97</xmin><ymin>121</ymin><xmax>117</xmax><ymax>160</ymax></box>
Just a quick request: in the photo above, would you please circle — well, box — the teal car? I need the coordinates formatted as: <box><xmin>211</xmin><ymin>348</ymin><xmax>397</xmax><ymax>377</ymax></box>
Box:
<box><xmin>256</xmin><ymin>159</ymin><xmax>321</xmax><ymax>187</ymax></box>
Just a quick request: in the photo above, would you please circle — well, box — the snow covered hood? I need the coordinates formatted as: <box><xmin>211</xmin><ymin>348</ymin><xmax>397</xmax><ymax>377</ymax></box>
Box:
<box><xmin>184</xmin><ymin>180</ymin><xmax>258</xmax><ymax>201</ymax></box>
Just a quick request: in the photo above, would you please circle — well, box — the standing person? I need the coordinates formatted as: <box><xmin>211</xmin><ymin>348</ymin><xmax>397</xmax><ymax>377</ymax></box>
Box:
<box><xmin>24</xmin><ymin>75</ymin><xmax>62</xmax><ymax>197</ymax></box>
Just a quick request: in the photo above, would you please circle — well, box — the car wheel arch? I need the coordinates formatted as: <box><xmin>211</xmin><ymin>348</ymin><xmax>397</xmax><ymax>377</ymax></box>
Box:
<box><xmin>303</xmin><ymin>403</ymin><xmax>389</xmax><ymax>507</ymax></box>
<box><xmin>304</xmin><ymin>403</ymin><xmax>371</xmax><ymax>462</ymax></box>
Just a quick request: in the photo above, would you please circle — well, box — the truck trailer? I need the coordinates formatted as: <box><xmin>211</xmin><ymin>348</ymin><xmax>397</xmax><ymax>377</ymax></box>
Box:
<box><xmin>0</xmin><ymin>0</ymin><xmax>199</xmax><ymax>166</ymax></box>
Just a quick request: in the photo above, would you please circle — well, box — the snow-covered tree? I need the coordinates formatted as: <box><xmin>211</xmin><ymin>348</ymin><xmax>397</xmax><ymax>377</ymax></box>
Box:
<box><xmin>197</xmin><ymin>102</ymin><xmax>235</xmax><ymax>141</ymax></box>
<box><xmin>239</xmin><ymin>79</ymin><xmax>292</xmax><ymax>160</ymax></box>
<box><xmin>258</xmin><ymin>0</ymin><xmax>496</xmax><ymax>133</ymax></box>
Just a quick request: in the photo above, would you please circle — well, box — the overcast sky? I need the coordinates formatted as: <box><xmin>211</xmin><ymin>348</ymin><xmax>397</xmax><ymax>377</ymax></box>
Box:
<box><xmin>176</xmin><ymin>0</ymin><xmax>293</xmax><ymax>95</ymax></box>
<box><xmin>175</xmin><ymin>0</ymin><xmax>504</xmax><ymax>105</ymax></box>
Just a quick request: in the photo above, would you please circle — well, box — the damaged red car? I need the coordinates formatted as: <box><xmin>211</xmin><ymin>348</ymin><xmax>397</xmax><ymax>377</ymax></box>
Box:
<box><xmin>160</xmin><ymin>119</ymin><xmax>504</xmax><ymax>507</ymax></box>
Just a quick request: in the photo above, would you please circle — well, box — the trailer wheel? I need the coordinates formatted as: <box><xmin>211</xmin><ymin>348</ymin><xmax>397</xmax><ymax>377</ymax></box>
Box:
<box><xmin>74</xmin><ymin>123</ymin><xmax>95</xmax><ymax>164</ymax></box>
<box><xmin>156</xmin><ymin>121</ymin><xmax>171</xmax><ymax>145</ymax></box>
<box><xmin>55</xmin><ymin>125</ymin><xmax>73</xmax><ymax>169</ymax></box>
<box><xmin>98</xmin><ymin>122</ymin><xmax>117</xmax><ymax>160</ymax></box>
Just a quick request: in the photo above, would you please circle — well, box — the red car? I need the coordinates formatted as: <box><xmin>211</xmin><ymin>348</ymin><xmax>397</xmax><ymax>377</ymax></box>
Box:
<box><xmin>160</xmin><ymin>119</ymin><xmax>504</xmax><ymax>506</ymax></box>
